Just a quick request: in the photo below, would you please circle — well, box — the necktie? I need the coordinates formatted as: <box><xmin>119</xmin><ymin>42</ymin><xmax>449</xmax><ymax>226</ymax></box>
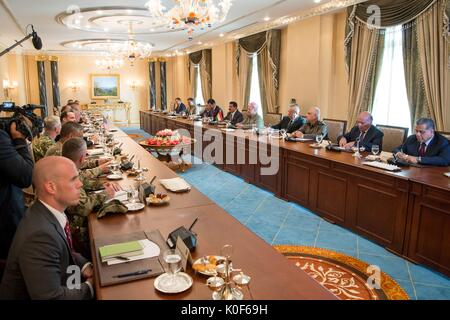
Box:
<box><xmin>287</xmin><ymin>119</ymin><xmax>293</xmax><ymax>131</ymax></box>
<box><xmin>64</xmin><ymin>221</ymin><xmax>74</xmax><ymax>252</ymax></box>
<box><xmin>418</xmin><ymin>142</ymin><xmax>426</xmax><ymax>157</ymax></box>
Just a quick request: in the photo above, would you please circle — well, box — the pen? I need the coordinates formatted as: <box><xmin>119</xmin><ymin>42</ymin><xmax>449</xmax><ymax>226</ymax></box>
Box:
<box><xmin>188</xmin><ymin>217</ymin><xmax>199</xmax><ymax>231</ymax></box>
<box><xmin>113</xmin><ymin>268</ymin><xmax>152</xmax><ymax>278</ymax></box>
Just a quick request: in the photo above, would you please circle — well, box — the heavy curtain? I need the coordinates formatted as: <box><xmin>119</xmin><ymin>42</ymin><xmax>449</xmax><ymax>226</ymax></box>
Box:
<box><xmin>50</xmin><ymin>60</ymin><xmax>60</xmax><ymax>112</ymax></box>
<box><xmin>346</xmin><ymin>22</ymin><xmax>384</xmax><ymax>126</ymax></box>
<box><xmin>236</xmin><ymin>29</ymin><xmax>281</xmax><ymax>114</ymax></box>
<box><xmin>416</xmin><ymin>0</ymin><xmax>448</xmax><ymax>130</ymax></box>
<box><xmin>403</xmin><ymin>25</ymin><xmax>429</xmax><ymax>129</ymax></box>
<box><xmin>188</xmin><ymin>49</ymin><xmax>212</xmax><ymax>103</ymax></box>
<box><xmin>345</xmin><ymin>0</ymin><xmax>449</xmax><ymax>130</ymax></box>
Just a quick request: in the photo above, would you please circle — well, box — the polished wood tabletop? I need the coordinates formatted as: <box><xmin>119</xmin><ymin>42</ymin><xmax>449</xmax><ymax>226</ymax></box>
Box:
<box><xmin>88</xmin><ymin>127</ymin><xmax>336</xmax><ymax>300</ymax></box>
<box><xmin>140</xmin><ymin>112</ymin><xmax>450</xmax><ymax>277</ymax></box>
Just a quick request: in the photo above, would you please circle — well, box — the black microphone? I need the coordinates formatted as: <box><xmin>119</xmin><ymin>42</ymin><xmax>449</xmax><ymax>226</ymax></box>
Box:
<box><xmin>31</xmin><ymin>25</ymin><xmax>42</xmax><ymax>50</ymax></box>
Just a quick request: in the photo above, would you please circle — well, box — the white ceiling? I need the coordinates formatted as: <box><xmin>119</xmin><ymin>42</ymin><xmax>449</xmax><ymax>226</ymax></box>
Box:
<box><xmin>0</xmin><ymin>0</ymin><xmax>355</xmax><ymax>55</ymax></box>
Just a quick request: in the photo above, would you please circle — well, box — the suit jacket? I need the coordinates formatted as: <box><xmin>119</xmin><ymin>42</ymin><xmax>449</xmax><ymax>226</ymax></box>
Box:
<box><xmin>272</xmin><ymin>116</ymin><xmax>305</xmax><ymax>133</ymax></box>
<box><xmin>201</xmin><ymin>106</ymin><xmax>223</xmax><ymax>121</ymax></box>
<box><xmin>0</xmin><ymin>130</ymin><xmax>33</xmax><ymax>259</ymax></box>
<box><xmin>393</xmin><ymin>133</ymin><xmax>450</xmax><ymax>167</ymax></box>
<box><xmin>224</xmin><ymin>110</ymin><xmax>244</xmax><ymax>125</ymax></box>
<box><xmin>175</xmin><ymin>103</ymin><xmax>187</xmax><ymax>114</ymax></box>
<box><xmin>0</xmin><ymin>201</ymin><xmax>92</xmax><ymax>300</ymax></box>
<box><xmin>338</xmin><ymin>125</ymin><xmax>384</xmax><ymax>151</ymax></box>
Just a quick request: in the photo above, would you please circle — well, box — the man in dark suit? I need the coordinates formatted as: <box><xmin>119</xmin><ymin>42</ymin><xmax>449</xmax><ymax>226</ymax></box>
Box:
<box><xmin>0</xmin><ymin>156</ymin><xmax>94</xmax><ymax>300</ymax></box>
<box><xmin>174</xmin><ymin>97</ymin><xmax>187</xmax><ymax>114</ymax></box>
<box><xmin>201</xmin><ymin>98</ymin><xmax>223</xmax><ymax>121</ymax></box>
<box><xmin>224</xmin><ymin>101</ymin><xmax>244</xmax><ymax>125</ymax></box>
<box><xmin>393</xmin><ymin>118</ymin><xmax>450</xmax><ymax>166</ymax></box>
<box><xmin>0</xmin><ymin>121</ymin><xmax>34</xmax><ymax>260</ymax></box>
<box><xmin>338</xmin><ymin>112</ymin><xmax>384</xmax><ymax>151</ymax></box>
<box><xmin>271</xmin><ymin>104</ymin><xmax>305</xmax><ymax>133</ymax></box>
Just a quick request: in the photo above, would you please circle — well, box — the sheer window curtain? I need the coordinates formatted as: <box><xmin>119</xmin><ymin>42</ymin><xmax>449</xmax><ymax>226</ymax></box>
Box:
<box><xmin>372</xmin><ymin>26</ymin><xmax>412</xmax><ymax>134</ymax></box>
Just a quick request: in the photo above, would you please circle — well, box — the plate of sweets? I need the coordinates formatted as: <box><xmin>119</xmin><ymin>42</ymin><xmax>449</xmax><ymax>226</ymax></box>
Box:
<box><xmin>192</xmin><ymin>256</ymin><xmax>226</xmax><ymax>276</ymax></box>
<box><xmin>146</xmin><ymin>193</ymin><xmax>170</xmax><ymax>206</ymax></box>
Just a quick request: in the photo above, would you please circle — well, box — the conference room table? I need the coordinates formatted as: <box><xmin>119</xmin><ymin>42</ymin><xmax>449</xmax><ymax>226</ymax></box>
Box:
<box><xmin>87</xmin><ymin>127</ymin><xmax>336</xmax><ymax>300</ymax></box>
<box><xmin>140</xmin><ymin>111</ymin><xmax>450</xmax><ymax>278</ymax></box>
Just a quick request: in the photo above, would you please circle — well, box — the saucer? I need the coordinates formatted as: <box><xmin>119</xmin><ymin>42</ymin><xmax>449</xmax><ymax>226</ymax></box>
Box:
<box><xmin>154</xmin><ymin>272</ymin><xmax>193</xmax><ymax>294</ymax></box>
<box><xmin>125</xmin><ymin>203</ymin><xmax>145</xmax><ymax>212</ymax></box>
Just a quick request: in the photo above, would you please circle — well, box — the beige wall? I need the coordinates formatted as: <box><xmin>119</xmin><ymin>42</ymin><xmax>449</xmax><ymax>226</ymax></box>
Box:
<box><xmin>0</xmin><ymin>53</ymin><xmax>28</xmax><ymax>105</ymax></box>
<box><xmin>166</xmin><ymin>10</ymin><xmax>350</xmax><ymax>120</ymax></box>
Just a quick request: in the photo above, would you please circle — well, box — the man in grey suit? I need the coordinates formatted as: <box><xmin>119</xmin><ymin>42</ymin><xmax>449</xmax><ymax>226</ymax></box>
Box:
<box><xmin>0</xmin><ymin>156</ymin><xmax>94</xmax><ymax>300</ymax></box>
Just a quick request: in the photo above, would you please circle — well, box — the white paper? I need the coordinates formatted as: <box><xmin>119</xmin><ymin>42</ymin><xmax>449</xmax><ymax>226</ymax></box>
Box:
<box><xmin>106</xmin><ymin>239</ymin><xmax>161</xmax><ymax>265</ymax></box>
<box><xmin>104</xmin><ymin>190</ymin><xmax>128</xmax><ymax>204</ymax></box>
<box><xmin>159</xmin><ymin>178</ymin><xmax>191</xmax><ymax>192</ymax></box>
<box><xmin>87</xmin><ymin>148</ymin><xmax>104</xmax><ymax>156</ymax></box>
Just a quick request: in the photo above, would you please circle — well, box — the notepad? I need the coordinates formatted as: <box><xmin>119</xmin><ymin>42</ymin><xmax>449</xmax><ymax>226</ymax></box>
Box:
<box><xmin>99</xmin><ymin>240</ymin><xmax>144</xmax><ymax>262</ymax></box>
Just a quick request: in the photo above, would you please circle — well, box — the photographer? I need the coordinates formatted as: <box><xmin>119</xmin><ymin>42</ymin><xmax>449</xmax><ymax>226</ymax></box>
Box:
<box><xmin>0</xmin><ymin>120</ymin><xmax>34</xmax><ymax>259</ymax></box>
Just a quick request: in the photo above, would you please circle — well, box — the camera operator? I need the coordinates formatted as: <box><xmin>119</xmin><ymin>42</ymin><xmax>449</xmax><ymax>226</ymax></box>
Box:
<box><xmin>0</xmin><ymin>118</ymin><xmax>34</xmax><ymax>260</ymax></box>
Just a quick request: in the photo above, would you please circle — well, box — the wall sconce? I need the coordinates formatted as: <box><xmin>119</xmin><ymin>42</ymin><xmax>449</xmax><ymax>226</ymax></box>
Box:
<box><xmin>128</xmin><ymin>80</ymin><xmax>140</xmax><ymax>90</ymax></box>
<box><xmin>70</xmin><ymin>81</ymin><xmax>81</xmax><ymax>92</ymax></box>
<box><xmin>2</xmin><ymin>79</ymin><xmax>18</xmax><ymax>100</ymax></box>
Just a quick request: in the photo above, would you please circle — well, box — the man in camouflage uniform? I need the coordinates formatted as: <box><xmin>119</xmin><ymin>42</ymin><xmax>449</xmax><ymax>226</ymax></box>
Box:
<box><xmin>33</xmin><ymin>115</ymin><xmax>61</xmax><ymax>162</ymax></box>
<box><xmin>62</xmin><ymin>137</ymin><xmax>120</xmax><ymax>258</ymax></box>
<box><xmin>292</xmin><ymin>107</ymin><xmax>328</xmax><ymax>140</ymax></box>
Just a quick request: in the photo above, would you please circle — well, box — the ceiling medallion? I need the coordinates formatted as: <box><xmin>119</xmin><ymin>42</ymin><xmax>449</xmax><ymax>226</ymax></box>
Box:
<box><xmin>61</xmin><ymin>38</ymin><xmax>154</xmax><ymax>66</ymax></box>
<box><xmin>145</xmin><ymin>0</ymin><xmax>233</xmax><ymax>40</ymax></box>
<box><xmin>56</xmin><ymin>6</ymin><xmax>184</xmax><ymax>34</ymax></box>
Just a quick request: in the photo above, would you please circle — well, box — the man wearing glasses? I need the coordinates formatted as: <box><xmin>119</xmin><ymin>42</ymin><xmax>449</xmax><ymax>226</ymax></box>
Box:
<box><xmin>393</xmin><ymin>118</ymin><xmax>450</xmax><ymax>166</ymax></box>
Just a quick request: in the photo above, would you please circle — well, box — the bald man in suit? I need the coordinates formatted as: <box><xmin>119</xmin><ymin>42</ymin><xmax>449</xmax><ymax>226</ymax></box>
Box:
<box><xmin>0</xmin><ymin>157</ymin><xmax>94</xmax><ymax>300</ymax></box>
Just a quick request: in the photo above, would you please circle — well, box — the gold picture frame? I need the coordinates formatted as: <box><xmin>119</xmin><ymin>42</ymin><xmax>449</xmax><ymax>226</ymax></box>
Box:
<box><xmin>90</xmin><ymin>74</ymin><xmax>120</xmax><ymax>99</ymax></box>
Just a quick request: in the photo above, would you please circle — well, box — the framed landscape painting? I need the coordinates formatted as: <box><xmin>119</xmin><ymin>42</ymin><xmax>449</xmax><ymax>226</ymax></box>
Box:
<box><xmin>91</xmin><ymin>74</ymin><xmax>120</xmax><ymax>99</ymax></box>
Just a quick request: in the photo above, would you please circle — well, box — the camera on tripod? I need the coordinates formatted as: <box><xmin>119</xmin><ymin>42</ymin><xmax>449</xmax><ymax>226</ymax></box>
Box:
<box><xmin>0</xmin><ymin>102</ymin><xmax>46</xmax><ymax>140</ymax></box>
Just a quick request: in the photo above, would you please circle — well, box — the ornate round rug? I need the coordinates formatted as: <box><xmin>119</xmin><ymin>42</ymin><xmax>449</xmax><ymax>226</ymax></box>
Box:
<box><xmin>274</xmin><ymin>245</ymin><xmax>409</xmax><ymax>300</ymax></box>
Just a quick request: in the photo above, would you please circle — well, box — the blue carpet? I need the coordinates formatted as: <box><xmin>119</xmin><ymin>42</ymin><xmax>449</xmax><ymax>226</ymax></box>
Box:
<box><xmin>124</xmin><ymin>127</ymin><xmax>450</xmax><ymax>300</ymax></box>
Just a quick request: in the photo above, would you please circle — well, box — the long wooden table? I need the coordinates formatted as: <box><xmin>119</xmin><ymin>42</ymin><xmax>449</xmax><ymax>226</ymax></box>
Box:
<box><xmin>140</xmin><ymin>111</ymin><xmax>450</xmax><ymax>278</ymax></box>
<box><xmin>88</xmin><ymin>127</ymin><xmax>336</xmax><ymax>300</ymax></box>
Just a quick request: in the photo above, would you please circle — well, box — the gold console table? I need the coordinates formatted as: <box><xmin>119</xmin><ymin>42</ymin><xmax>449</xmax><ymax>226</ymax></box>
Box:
<box><xmin>81</xmin><ymin>102</ymin><xmax>131</xmax><ymax>125</ymax></box>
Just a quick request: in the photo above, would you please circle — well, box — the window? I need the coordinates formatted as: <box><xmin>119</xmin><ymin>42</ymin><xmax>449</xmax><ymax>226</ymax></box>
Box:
<box><xmin>372</xmin><ymin>25</ymin><xmax>412</xmax><ymax>135</ymax></box>
<box><xmin>195</xmin><ymin>65</ymin><xmax>205</xmax><ymax>106</ymax></box>
<box><xmin>249</xmin><ymin>54</ymin><xmax>263</xmax><ymax>117</ymax></box>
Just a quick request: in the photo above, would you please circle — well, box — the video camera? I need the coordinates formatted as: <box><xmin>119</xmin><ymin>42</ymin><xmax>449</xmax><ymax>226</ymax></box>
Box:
<box><xmin>0</xmin><ymin>102</ymin><xmax>46</xmax><ymax>140</ymax></box>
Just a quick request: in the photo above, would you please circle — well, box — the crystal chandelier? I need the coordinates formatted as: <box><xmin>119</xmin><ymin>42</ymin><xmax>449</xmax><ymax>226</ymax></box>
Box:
<box><xmin>110</xmin><ymin>21</ymin><xmax>154</xmax><ymax>66</ymax></box>
<box><xmin>146</xmin><ymin>0</ymin><xmax>233</xmax><ymax>40</ymax></box>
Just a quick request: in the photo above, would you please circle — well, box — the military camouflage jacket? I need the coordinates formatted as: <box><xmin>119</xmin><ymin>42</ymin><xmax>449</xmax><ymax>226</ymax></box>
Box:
<box><xmin>33</xmin><ymin>134</ymin><xmax>55</xmax><ymax>162</ymax></box>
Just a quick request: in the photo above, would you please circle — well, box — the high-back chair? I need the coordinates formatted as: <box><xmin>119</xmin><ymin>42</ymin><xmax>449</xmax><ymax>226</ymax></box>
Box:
<box><xmin>323</xmin><ymin>118</ymin><xmax>347</xmax><ymax>143</ymax></box>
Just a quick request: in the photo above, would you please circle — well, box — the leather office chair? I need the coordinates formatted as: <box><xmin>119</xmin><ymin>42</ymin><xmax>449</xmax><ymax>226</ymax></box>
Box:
<box><xmin>376</xmin><ymin>124</ymin><xmax>409</xmax><ymax>152</ymax></box>
<box><xmin>323</xmin><ymin>118</ymin><xmax>347</xmax><ymax>143</ymax></box>
<box><xmin>437</xmin><ymin>131</ymin><xmax>450</xmax><ymax>142</ymax></box>
<box><xmin>264</xmin><ymin>112</ymin><xmax>282</xmax><ymax>127</ymax></box>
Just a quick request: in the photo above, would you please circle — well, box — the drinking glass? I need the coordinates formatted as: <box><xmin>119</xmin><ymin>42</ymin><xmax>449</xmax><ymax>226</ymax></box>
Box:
<box><xmin>162</xmin><ymin>249</ymin><xmax>182</xmax><ymax>287</ymax></box>
<box><xmin>371</xmin><ymin>145</ymin><xmax>380</xmax><ymax>156</ymax></box>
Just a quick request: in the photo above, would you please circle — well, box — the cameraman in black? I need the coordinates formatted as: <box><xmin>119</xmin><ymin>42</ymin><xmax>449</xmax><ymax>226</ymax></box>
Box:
<box><xmin>0</xmin><ymin>115</ymin><xmax>35</xmax><ymax>260</ymax></box>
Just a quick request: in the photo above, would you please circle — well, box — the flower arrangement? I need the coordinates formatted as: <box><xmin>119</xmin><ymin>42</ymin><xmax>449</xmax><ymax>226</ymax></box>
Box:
<box><xmin>145</xmin><ymin>129</ymin><xmax>191</xmax><ymax>146</ymax></box>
